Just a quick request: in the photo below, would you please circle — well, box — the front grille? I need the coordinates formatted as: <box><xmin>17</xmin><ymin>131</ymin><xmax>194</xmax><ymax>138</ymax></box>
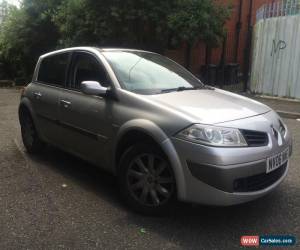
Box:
<box><xmin>241</xmin><ymin>129</ymin><xmax>269</xmax><ymax>147</ymax></box>
<box><xmin>233</xmin><ymin>163</ymin><xmax>287</xmax><ymax>192</ymax></box>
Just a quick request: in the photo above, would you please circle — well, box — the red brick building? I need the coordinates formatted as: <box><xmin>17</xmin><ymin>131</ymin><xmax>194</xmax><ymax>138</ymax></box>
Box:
<box><xmin>166</xmin><ymin>0</ymin><xmax>275</xmax><ymax>76</ymax></box>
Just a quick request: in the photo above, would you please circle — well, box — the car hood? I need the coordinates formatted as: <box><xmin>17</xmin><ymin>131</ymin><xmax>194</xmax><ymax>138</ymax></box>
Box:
<box><xmin>148</xmin><ymin>88</ymin><xmax>271</xmax><ymax>124</ymax></box>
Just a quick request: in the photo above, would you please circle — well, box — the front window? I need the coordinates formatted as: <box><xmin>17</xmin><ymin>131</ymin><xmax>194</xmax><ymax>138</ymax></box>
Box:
<box><xmin>70</xmin><ymin>53</ymin><xmax>110</xmax><ymax>90</ymax></box>
<box><xmin>102</xmin><ymin>51</ymin><xmax>204</xmax><ymax>95</ymax></box>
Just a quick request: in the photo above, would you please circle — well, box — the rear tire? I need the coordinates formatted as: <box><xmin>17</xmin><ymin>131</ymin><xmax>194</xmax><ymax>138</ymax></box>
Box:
<box><xmin>20</xmin><ymin>111</ymin><xmax>45</xmax><ymax>154</ymax></box>
<box><xmin>118</xmin><ymin>143</ymin><xmax>176</xmax><ymax>215</ymax></box>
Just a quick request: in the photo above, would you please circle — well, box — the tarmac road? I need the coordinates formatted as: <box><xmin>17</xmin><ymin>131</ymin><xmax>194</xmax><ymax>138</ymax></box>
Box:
<box><xmin>0</xmin><ymin>88</ymin><xmax>299</xmax><ymax>249</ymax></box>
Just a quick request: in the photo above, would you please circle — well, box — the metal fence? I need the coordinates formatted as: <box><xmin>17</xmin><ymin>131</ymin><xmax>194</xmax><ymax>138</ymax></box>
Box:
<box><xmin>251</xmin><ymin>8</ymin><xmax>300</xmax><ymax>99</ymax></box>
<box><xmin>256</xmin><ymin>0</ymin><xmax>300</xmax><ymax>22</ymax></box>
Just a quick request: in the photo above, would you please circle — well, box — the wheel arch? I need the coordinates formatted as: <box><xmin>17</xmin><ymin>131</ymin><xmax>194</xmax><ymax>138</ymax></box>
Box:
<box><xmin>113</xmin><ymin>119</ymin><xmax>187</xmax><ymax>200</ymax></box>
<box><xmin>18</xmin><ymin>97</ymin><xmax>43</xmax><ymax>138</ymax></box>
<box><xmin>19</xmin><ymin>98</ymin><xmax>36</xmax><ymax>124</ymax></box>
<box><xmin>114</xmin><ymin>119</ymin><xmax>169</xmax><ymax>171</ymax></box>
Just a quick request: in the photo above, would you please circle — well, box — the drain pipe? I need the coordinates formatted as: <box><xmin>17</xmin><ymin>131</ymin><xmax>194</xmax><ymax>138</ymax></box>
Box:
<box><xmin>234</xmin><ymin>0</ymin><xmax>243</xmax><ymax>62</ymax></box>
<box><xmin>243</xmin><ymin>0</ymin><xmax>253</xmax><ymax>92</ymax></box>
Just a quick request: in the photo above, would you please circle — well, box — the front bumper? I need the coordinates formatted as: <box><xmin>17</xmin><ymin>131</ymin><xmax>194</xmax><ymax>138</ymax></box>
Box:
<box><xmin>168</xmin><ymin>137</ymin><xmax>291</xmax><ymax>206</ymax></box>
<box><xmin>162</xmin><ymin>111</ymin><xmax>292</xmax><ymax>206</ymax></box>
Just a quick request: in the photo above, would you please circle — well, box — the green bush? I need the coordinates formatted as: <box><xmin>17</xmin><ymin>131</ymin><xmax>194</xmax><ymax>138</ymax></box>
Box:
<box><xmin>0</xmin><ymin>0</ymin><xmax>231</xmax><ymax>79</ymax></box>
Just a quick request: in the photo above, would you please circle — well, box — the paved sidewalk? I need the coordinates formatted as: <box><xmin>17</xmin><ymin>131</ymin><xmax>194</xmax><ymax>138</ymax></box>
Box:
<box><xmin>246</xmin><ymin>94</ymin><xmax>300</xmax><ymax>119</ymax></box>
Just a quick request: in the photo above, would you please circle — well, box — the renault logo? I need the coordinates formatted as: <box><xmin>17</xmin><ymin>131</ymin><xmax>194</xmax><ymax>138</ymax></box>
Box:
<box><xmin>271</xmin><ymin>125</ymin><xmax>282</xmax><ymax>146</ymax></box>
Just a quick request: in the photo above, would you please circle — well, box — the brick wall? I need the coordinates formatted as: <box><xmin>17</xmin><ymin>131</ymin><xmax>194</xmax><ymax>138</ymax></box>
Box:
<box><xmin>166</xmin><ymin>0</ymin><xmax>275</xmax><ymax>75</ymax></box>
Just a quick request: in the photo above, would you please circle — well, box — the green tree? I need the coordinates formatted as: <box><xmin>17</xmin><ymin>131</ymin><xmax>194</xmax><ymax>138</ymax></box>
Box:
<box><xmin>0</xmin><ymin>0</ymin><xmax>62</xmax><ymax>79</ymax></box>
<box><xmin>0</xmin><ymin>0</ymin><xmax>231</xmax><ymax>79</ymax></box>
<box><xmin>168</xmin><ymin>0</ymin><xmax>231</xmax><ymax>69</ymax></box>
<box><xmin>0</xmin><ymin>0</ymin><xmax>9</xmax><ymax>24</ymax></box>
<box><xmin>53</xmin><ymin>0</ymin><xmax>175</xmax><ymax>52</ymax></box>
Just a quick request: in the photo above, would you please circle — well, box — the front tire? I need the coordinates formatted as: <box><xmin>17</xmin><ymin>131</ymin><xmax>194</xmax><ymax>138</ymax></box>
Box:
<box><xmin>118</xmin><ymin>143</ymin><xmax>176</xmax><ymax>215</ymax></box>
<box><xmin>20</xmin><ymin>111</ymin><xmax>45</xmax><ymax>154</ymax></box>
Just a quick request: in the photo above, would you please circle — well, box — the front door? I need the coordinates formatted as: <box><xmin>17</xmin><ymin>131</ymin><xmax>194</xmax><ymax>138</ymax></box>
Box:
<box><xmin>58</xmin><ymin>51</ymin><xmax>114</xmax><ymax>169</ymax></box>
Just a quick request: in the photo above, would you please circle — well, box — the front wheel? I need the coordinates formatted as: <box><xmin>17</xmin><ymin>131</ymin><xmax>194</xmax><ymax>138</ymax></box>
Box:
<box><xmin>118</xmin><ymin>143</ymin><xmax>176</xmax><ymax>215</ymax></box>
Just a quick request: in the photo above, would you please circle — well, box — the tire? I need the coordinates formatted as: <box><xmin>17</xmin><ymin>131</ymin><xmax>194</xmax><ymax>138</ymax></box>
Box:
<box><xmin>20</xmin><ymin>110</ymin><xmax>45</xmax><ymax>154</ymax></box>
<box><xmin>118</xmin><ymin>143</ymin><xmax>176</xmax><ymax>215</ymax></box>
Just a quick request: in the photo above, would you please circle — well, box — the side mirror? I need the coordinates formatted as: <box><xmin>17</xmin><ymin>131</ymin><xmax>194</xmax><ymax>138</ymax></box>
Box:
<box><xmin>81</xmin><ymin>81</ymin><xmax>108</xmax><ymax>96</ymax></box>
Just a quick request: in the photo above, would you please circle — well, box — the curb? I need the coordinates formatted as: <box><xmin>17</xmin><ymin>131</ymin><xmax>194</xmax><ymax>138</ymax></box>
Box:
<box><xmin>256</xmin><ymin>95</ymin><xmax>300</xmax><ymax>103</ymax></box>
<box><xmin>276</xmin><ymin>110</ymin><xmax>300</xmax><ymax>119</ymax></box>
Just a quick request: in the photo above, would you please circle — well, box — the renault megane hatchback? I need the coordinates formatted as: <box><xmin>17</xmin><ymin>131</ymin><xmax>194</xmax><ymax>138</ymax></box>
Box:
<box><xmin>19</xmin><ymin>47</ymin><xmax>292</xmax><ymax>214</ymax></box>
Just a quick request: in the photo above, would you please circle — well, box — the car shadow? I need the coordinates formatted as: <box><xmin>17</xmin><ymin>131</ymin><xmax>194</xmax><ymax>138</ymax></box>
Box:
<box><xmin>28</xmin><ymin>146</ymin><xmax>122</xmax><ymax>207</ymax></box>
<box><xmin>27</xmin><ymin>146</ymin><xmax>296</xmax><ymax>249</ymax></box>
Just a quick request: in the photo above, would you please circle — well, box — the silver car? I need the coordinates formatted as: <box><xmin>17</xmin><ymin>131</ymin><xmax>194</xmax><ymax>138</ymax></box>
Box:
<box><xmin>19</xmin><ymin>47</ymin><xmax>292</xmax><ymax>215</ymax></box>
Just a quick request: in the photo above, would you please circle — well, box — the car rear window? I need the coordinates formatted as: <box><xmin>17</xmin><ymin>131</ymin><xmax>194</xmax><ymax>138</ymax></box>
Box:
<box><xmin>37</xmin><ymin>53</ymin><xmax>69</xmax><ymax>86</ymax></box>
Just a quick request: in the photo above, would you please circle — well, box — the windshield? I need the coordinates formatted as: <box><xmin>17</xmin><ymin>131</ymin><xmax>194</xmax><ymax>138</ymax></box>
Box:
<box><xmin>102</xmin><ymin>51</ymin><xmax>204</xmax><ymax>95</ymax></box>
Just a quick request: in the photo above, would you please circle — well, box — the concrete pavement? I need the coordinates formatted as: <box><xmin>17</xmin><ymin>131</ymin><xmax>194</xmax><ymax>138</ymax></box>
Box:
<box><xmin>248</xmin><ymin>94</ymin><xmax>300</xmax><ymax>119</ymax></box>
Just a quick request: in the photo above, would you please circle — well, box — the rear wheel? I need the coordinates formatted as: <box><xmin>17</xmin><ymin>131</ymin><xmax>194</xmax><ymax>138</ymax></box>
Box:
<box><xmin>118</xmin><ymin>143</ymin><xmax>176</xmax><ymax>215</ymax></box>
<box><xmin>20</xmin><ymin>110</ymin><xmax>45</xmax><ymax>154</ymax></box>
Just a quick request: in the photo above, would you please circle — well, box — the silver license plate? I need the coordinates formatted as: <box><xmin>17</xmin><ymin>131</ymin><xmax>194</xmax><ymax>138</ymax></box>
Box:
<box><xmin>266</xmin><ymin>148</ymin><xmax>289</xmax><ymax>173</ymax></box>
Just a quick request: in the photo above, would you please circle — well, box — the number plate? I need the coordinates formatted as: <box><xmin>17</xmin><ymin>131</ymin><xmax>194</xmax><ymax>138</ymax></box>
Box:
<box><xmin>266</xmin><ymin>148</ymin><xmax>289</xmax><ymax>173</ymax></box>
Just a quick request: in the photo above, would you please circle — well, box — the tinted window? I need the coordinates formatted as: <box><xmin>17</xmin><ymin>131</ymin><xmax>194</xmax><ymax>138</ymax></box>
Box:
<box><xmin>38</xmin><ymin>53</ymin><xmax>69</xmax><ymax>86</ymax></box>
<box><xmin>71</xmin><ymin>53</ymin><xmax>110</xmax><ymax>89</ymax></box>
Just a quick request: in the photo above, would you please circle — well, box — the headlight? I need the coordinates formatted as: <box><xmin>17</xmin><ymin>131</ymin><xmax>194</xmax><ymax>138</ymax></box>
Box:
<box><xmin>176</xmin><ymin>124</ymin><xmax>247</xmax><ymax>147</ymax></box>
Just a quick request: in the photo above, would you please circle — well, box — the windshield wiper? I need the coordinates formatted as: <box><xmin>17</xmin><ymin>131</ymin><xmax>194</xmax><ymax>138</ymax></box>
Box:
<box><xmin>161</xmin><ymin>86</ymin><xmax>204</xmax><ymax>93</ymax></box>
<box><xmin>176</xmin><ymin>86</ymin><xmax>196</xmax><ymax>91</ymax></box>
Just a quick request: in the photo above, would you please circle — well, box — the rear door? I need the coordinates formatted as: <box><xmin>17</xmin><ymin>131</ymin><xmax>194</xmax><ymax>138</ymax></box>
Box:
<box><xmin>31</xmin><ymin>52</ymin><xmax>71</xmax><ymax>145</ymax></box>
<box><xmin>58</xmin><ymin>51</ymin><xmax>114</xmax><ymax>169</ymax></box>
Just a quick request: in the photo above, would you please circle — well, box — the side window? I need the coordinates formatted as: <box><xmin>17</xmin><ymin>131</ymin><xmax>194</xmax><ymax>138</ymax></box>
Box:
<box><xmin>71</xmin><ymin>53</ymin><xmax>110</xmax><ymax>89</ymax></box>
<box><xmin>37</xmin><ymin>53</ymin><xmax>69</xmax><ymax>86</ymax></box>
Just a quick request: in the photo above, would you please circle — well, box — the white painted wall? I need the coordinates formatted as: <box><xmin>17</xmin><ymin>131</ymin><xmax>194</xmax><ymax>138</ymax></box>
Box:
<box><xmin>250</xmin><ymin>15</ymin><xmax>300</xmax><ymax>99</ymax></box>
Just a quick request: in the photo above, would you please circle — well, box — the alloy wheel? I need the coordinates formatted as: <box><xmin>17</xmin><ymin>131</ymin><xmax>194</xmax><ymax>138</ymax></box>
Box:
<box><xmin>126</xmin><ymin>153</ymin><xmax>175</xmax><ymax>207</ymax></box>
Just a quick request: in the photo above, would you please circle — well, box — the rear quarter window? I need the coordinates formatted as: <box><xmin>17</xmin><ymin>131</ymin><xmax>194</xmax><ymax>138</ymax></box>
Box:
<box><xmin>37</xmin><ymin>53</ymin><xmax>69</xmax><ymax>86</ymax></box>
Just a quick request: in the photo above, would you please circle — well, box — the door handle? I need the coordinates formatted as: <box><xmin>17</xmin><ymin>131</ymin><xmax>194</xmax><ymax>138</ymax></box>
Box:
<box><xmin>60</xmin><ymin>100</ymin><xmax>71</xmax><ymax>108</ymax></box>
<box><xmin>33</xmin><ymin>92</ymin><xmax>42</xmax><ymax>99</ymax></box>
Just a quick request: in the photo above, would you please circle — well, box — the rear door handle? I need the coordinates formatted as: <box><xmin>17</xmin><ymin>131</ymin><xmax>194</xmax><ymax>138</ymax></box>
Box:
<box><xmin>60</xmin><ymin>100</ymin><xmax>71</xmax><ymax>108</ymax></box>
<box><xmin>33</xmin><ymin>92</ymin><xmax>42</xmax><ymax>99</ymax></box>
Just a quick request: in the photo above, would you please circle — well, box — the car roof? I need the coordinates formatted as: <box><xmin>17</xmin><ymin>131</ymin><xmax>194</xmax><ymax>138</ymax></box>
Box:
<box><xmin>40</xmin><ymin>47</ymin><xmax>155</xmax><ymax>58</ymax></box>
